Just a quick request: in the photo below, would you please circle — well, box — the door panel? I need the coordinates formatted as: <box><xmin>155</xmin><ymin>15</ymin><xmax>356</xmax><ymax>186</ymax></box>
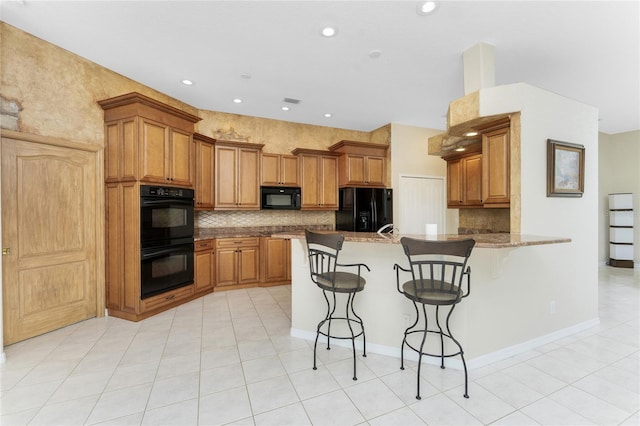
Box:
<box><xmin>2</xmin><ymin>137</ymin><xmax>98</xmax><ymax>345</ymax></box>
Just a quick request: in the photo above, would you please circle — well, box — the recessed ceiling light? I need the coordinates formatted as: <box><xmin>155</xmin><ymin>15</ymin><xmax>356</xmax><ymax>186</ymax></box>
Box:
<box><xmin>464</xmin><ymin>131</ymin><xmax>478</xmax><ymax>137</ymax></box>
<box><xmin>324</xmin><ymin>113</ymin><xmax>332</xmax><ymax>118</ymax></box>
<box><xmin>233</xmin><ymin>98</ymin><xmax>243</xmax><ymax>104</ymax></box>
<box><xmin>321</xmin><ymin>26</ymin><xmax>337</xmax><ymax>37</ymax></box>
<box><xmin>281</xmin><ymin>106</ymin><xmax>290</xmax><ymax>111</ymax></box>
<box><xmin>368</xmin><ymin>50</ymin><xmax>382</xmax><ymax>59</ymax></box>
<box><xmin>416</xmin><ymin>1</ymin><xmax>438</xmax><ymax>15</ymax></box>
<box><xmin>455</xmin><ymin>147</ymin><xmax>466</xmax><ymax>152</ymax></box>
<box><xmin>181</xmin><ymin>79</ymin><xmax>193</xmax><ymax>86</ymax></box>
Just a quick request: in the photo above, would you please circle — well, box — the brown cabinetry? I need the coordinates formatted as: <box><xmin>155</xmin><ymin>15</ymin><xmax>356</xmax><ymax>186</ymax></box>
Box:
<box><xmin>260</xmin><ymin>237</ymin><xmax>291</xmax><ymax>285</ymax></box>
<box><xmin>194</xmin><ymin>133</ymin><xmax>216</xmax><ymax>209</ymax></box>
<box><xmin>293</xmin><ymin>148</ymin><xmax>339</xmax><ymax>210</ymax></box>
<box><xmin>482</xmin><ymin>126</ymin><xmax>510</xmax><ymax>207</ymax></box>
<box><xmin>261</xmin><ymin>153</ymin><xmax>299</xmax><ymax>187</ymax></box>
<box><xmin>447</xmin><ymin>154</ymin><xmax>483</xmax><ymax>207</ymax></box>
<box><xmin>329</xmin><ymin>140</ymin><xmax>388</xmax><ymax>187</ymax></box>
<box><xmin>215</xmin><ymin>237</ymin><xmax>260</xmax><ymax>288</ymax></box>
<box><xmin>215</xmin><ymin>140</ymin><xmax>264</xmax><ymax>210</ymax></box>
<box><xmin>100</xmin><ymin>93</ymin><xmax>201</xmax><ymax>321</ymax></box>
<box><xmin>194</xmin><ymin>239</ymin><xmax>215</xmax><ymax>295</ymax></box>
<box><xmin>100</xmin><ymin>93</ymin><xmax>200</xmax><ymax>188</ymax></box>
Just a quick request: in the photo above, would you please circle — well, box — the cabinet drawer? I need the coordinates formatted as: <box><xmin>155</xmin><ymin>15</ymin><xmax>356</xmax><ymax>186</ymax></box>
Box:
<box><xmin>610</xmin><ymin>228</ymin><xmax>634</xmax><ymax>244</ymax></box>
<box><xmin>216</xmin><ymin>237</ymin><xmax>260</xmax><ymax>248</ymax></box>
<box><xmin>195</xmin><ymin>239</ymin><xmax>214</xmax><ymax>251</ymax></box>
<box><xmin>610</xmin><ymin>211</ymin><xmax>634</xmax><ymax>227</ymax></box>
<box><xmin>140</xmin><ymin>284</ymin><xmax>194</xmax><ymax>312</ymax></box>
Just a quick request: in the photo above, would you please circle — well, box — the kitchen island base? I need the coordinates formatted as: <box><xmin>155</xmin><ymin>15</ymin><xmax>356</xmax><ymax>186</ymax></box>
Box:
<box><xmin>285</xmin><ymin>234</ymin><xmax>598</xmax><ymax>370</ymax></box>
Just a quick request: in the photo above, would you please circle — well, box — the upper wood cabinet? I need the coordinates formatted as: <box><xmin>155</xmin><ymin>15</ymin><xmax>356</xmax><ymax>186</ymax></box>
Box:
<box><xmin>194</xmin><ymin>133</ymin><xmax>216</xmax><ymax>209</ymax></box>
<box><xmin>447</xmin><ymin>154</ymin><xmax>483</xmax><ymax>208</ymax></box>
<box><xmin>329</xmin><ymin>140</ymin><xmax>388</xmax><ymax>187</ymax></box>
<box><xmin>482</xmin><ymin>126</ymin><xmax>510</xmax><ymax>207</ymax></box>
<box><xmin>293</xmin><ymin>148</ymin><xmax>339</xmax><ymax>210</ymax></box>
<box><xmin>99</xmin><ymin>92</ymin><xmax>201</xmax><ymax>188</ymax></box>
<box><xmin>214</xmin><ymin>140</ymin><xmax>265</xmax><ymax>210</ymax></box>
<box><xmin>261</xmin><ymin>153</ymin><xmax>299</xmax><ymax>187</ymax></box>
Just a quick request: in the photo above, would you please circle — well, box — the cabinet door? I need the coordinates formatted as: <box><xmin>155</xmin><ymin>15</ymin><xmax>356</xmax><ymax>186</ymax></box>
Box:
<box><xmin>105</xmin><ymin>119</ymin><xmax>138</xmax><ymax>183</ymax></box>
<box><xmin>365</xmin><ymin>156</ymin><xmax>385</xmax><ymax>186</ymax></box>
<box><xmin>319</xmin><ymin>155</ymin><xmax>338</xmax><ymax>209</ymax></box>
<box><xmin>195</xmin><ymin>140</ymin><xmax>215</xmax><ymax>208</ymax></box>
<box><xmin>139</xmin><ymin>118</ymin><xmax>168</xmax><ymax>184</ymax></box>
<box><xmin>169</xmin><ymin>128</ymin><xmax>193</xmax><ymax>187</ymax></box>
<box><xmin>345</xmin><ymin>155</ymin><xmax>365</xmax><ymax>185</ymax></box>
<box><xmin>447</xmin><ymin>159</ymin><xmax>463</xmax><ymax>207</ymax></box>
<box><xmin>238</xmin><ymin>246</ymin><xmax>260</xmax><ymax>284</ymax></box>
<box><xmin>280</xmin><ymin>155</ymin><xmax>299</xmax><ymax>186</ymax></box>
<box><xmin>238</xmin><ymin>148</ymin><xmax>260</xmax><ymax>208</ymax></box>
<box><xmin>261</xmin><ymin>153</ymin><xmax>280</xmax><ymax>186</ymax></box>
<box><xmin>195</xmin><ymin>240</ymin><xmax>215</xmax><ymax>294</ymax></box>
<box><xmin>215</xmin><ymin>145</ymin><xmax>239</xmax><ymax>208</ymax></box>
<box><xmin>299</xmin><ymin>154</ymin><xmax>320</xmax><ymax>208</ymax></box>
<box><xmin>262</xmin><ymin>237</ymin><xmax>289</xmax><ymax>283</ymax></box>
<box><xmin>482</xmin><ymin>128</ymin><xmax>510</xmax><ymax>206</ymax></box>
<box><xmin>463</xmin><ymin>155</ymin><xmax>483</xmax><ymax>206</ymax></box>
<box><xmin>216</xmin><ymin>247</ymin><xmax>239</xmax><ymax>286</ymax></box>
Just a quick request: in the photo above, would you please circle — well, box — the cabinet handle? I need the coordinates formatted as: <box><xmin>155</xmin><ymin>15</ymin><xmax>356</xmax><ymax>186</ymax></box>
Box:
<box><xmin>165</xmin><ymin>294</ymin><xmax>176</xmax><ymax>301</ymax></box>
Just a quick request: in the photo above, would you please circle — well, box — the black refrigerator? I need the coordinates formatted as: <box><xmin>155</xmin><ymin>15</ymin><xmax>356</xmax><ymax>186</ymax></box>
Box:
<box><xmin>336</xmin><ymin>187</ymin><xmax>393</xmax><ymax>232</ymax></box>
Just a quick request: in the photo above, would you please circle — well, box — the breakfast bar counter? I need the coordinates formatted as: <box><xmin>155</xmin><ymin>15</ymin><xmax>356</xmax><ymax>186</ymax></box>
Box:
<box><xmin>272</xmin><ymin>231</ymin><xmax>598</xmax><ymax>369</ymax></box>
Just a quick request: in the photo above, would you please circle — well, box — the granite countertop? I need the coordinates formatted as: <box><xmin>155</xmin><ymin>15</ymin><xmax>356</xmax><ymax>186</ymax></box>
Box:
<box><xmin>269</xmin><ymin>230</ymin><xmax>571</xmax><ymax>248</ymax></box>
<box><xmin>194</xmin><ymin>225</ymin><xmax>332</xmax><ymax>241</ymax></box>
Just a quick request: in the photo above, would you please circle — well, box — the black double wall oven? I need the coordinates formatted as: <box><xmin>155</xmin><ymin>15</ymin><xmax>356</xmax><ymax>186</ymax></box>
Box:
<box><xmin>140</xmin><ymin>185</ymin><xmax>195</xmax><ymax>299</ymax></box>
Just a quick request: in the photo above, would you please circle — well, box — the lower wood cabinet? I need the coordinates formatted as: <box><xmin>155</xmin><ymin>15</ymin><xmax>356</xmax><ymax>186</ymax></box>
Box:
<box><xmin>261</xmin><ymin>237</ymin><xmax>291</xmax><ymax>285</ymax></box>
<box><xmin>194</xmin><ymin>239</ymin><xmax>216</xmax><ymax>295</ymax></box>
<box><xmin>215</xmin><ymin>237</ymin><xmax>260</xmax><ymax>288</ymax></box>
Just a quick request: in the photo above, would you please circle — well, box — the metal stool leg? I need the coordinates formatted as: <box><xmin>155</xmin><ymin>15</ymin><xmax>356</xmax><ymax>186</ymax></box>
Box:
<box><xmin>445</xmin><ymin>305</ymin><xmax>469</xmax><ymax>398</ymax></box>
<box><xmin>415</xmin><ymin>302</ymin><xmax>429</xmax><ymax>400</ymax></box>
<box><xmin>345</xmin><ymin>292</ymin><xmax>358</xmax><ymax>380</ymax></box>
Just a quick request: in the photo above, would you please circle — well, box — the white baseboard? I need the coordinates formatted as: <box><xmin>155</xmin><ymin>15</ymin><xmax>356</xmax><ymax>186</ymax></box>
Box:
<box><xmin>291</xmin><ymin>317</ymin><xmax>601</xmax><ymax>370</ymax></box>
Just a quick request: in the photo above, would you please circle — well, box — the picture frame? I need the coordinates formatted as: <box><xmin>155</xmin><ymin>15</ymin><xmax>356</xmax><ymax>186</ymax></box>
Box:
<box><xmin>547</xmin><ymin>139</ymin><xmax>585</xmax><ymax>197</ymax></box>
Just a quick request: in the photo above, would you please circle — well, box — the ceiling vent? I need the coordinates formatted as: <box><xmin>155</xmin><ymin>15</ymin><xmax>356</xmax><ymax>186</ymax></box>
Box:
<box><xmin>283</xmin><ymin>98</ymin><xmax>301</xmax><ymax>104</ymax></box>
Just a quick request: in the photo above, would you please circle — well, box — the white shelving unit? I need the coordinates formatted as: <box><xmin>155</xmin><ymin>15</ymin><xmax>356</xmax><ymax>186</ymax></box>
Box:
<box><xmin>609</xmin><ymin>193</ymin><xmax>634</xmax><ymax>268</ymax></box>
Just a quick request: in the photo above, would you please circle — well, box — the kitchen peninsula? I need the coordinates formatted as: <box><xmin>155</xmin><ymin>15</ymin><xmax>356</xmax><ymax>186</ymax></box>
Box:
<box><xmin>272</xmin><ymin>231</ymin><xmax>596</xmax><ymax>369</ymax></box>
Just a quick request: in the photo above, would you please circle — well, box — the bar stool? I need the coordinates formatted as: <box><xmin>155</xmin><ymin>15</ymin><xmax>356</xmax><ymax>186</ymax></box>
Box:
<box><xmin>394</xmin><ymin>237</ymin><xmax>475</xmax><ymax>399</ymax></box>
<box><xmin>304</xmin><ymin>229</ymin><xmax>371</xmax><ymax>380</ymax></box>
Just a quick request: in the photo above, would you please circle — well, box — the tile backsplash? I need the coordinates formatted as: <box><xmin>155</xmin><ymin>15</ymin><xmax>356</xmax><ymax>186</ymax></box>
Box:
<box><xmin>458</xmin><ymin>208</ymin><xmax>510</xmax><ymax>233</ymax></box>
<box><xmin>196</xmin><ymin>210</ymin><xmax>335</xmax><ymax>228</ymax></box>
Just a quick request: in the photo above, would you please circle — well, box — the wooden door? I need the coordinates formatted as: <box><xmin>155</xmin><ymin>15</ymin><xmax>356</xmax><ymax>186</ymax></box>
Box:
<box><xmin>2</xmin><ymin>134</ymin><xmax>100</xmax><ymax>345</ymax></box>
<box><xmin>194</xmin><ymin>240</ymin><xmax>214</xmax><ymax>294</ymax></box>
<box><xmin>482</xmin><ymin>127</ymin><xmax>510</xmax><ymax>206</ymax></box>
<box><xmin>447</xmin><ymin>159</ymin><xmax>463</xmax><ymax>207</ymax></box>
<box><xmin>261</xmin><ymin>153</ymin><xmax>280</xmax><ymax>186</ymax></box>
<box><xmin>139</xmin><ymin>118</ymin><xmax>168</xmax><ymax>184</ymax></box>
<box><xmin>319</xmin><ymin>156</ymin><xmax>338</xmax><ymax>209</ymax></box>
<box><xmin>216</xmin><ymin>248</ymin><xmax>238</xmax><ymax>286</ymax></box>
<box><xmin>238</xmin><ymin>246</ymin><xmax>260</xmax><ymax>284</ymax></box>
<box><xmin>168</xmin><ymin>128</ymin><xmax>193</xmax><ymax>187</ymax></box>
<box><xmin>215</xmin><ymin>146</ymin><xmax>238</xmax><ymax>208</ymax></box>
<box><xmin>237</xmin><ymin>148</ymin><xmax>260</xmax><ymax>208</ymax></box>
<box><xmin>365</xmin><ymin>156</ymin><xmax>385</xmax><ymax>186</ymax></box>
<box><xmin>463</xmin><ymin>155</ymin><xmax>483</xmax><ymax>206</ymax></box>
<box><xmin>299</xmin><ymin>154</ymin><xmax>320</xmax><ymax>208</ymax></box>
<box><xmin>262</xmin><ymin>237</ymin><xmax>288</xmax><ymax>283</ymax></box>
<box><xmin>195</xmin><ymin>139</ymin><xmax>215</xmax><ymax>208</ymax></box>
<box><xmin>280</xmin><ymin>155</ymin><xmax>299</xmax><ymax>186</ymax></box>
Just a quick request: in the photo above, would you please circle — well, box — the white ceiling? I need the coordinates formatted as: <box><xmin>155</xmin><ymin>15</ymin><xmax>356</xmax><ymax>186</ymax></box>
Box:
<box><xmin>2</xmin><ymin>1</ymin><xmax>639</xmax><ymax>134</ymax></box>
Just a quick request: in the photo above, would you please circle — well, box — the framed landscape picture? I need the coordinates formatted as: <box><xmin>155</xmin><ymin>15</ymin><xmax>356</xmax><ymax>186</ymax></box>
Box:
<box><xmin>547</xmin><ymin>139</ymin><xmax>585</xmax><ymax>197</ymax></box>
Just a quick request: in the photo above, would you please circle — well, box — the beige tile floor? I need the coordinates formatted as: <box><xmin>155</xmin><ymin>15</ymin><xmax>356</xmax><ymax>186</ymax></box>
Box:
<box><xmin>1</xmin><ymin>266</ymin><xmax>638</xmax><ymax>425</ymax></box>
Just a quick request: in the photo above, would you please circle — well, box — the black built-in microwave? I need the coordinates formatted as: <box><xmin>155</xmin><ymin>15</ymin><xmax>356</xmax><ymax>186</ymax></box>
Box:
<box><xmin>261</xmin><ymin>186</ymin><xmax>301</xmax><ymax>210</ymax></box>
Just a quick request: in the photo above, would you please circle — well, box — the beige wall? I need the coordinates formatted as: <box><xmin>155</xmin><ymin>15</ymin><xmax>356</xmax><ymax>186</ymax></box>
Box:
<box><xmin>598</xmin><ymin>130</ymin><xmax>640</xmax><ymax>266</ymax></box>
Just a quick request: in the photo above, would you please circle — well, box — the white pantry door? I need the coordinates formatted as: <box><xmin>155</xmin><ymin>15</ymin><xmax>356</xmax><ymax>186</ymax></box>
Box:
<box><xmin>398</xmin><ymin>175</ymin><xmax>445</xmax><ymax>234</ymax></box>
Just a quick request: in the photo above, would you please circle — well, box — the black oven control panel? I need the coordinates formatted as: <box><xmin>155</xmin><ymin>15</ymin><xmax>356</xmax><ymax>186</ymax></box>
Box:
<box><xmin>141</xmin><ymin>185</ymin><xmax>194</xmax><ymax>199</ymax></box>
